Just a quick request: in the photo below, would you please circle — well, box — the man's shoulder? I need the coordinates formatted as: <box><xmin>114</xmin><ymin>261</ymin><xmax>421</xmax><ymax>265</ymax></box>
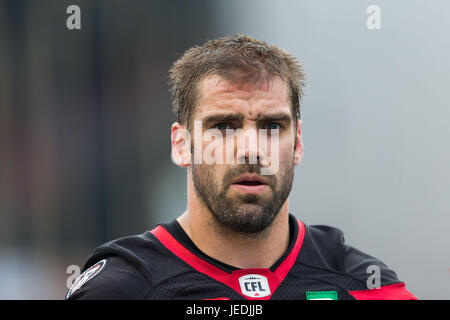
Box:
<box><xmin>299</xmin><ymin>223</ymin><xmax>400</xmax><ymax>284</ymax></box>
<box><xmin>66</xmin><ymin>228</ymin><xmax>187</xmax><ymax>299</ymax></box>
<box><xmin>298</xmin><ymin>224</ymin><xmax>346</xmax><ymax>271</ymax></box>
<box><xmin>65</xmin><ymin>254</ymin><xmax>150</xmax><ymax>299</ymax></box>
<box><xmin>296</xmin><ymin>222</ymin><xmax>417</xmax><ymax>299</ymax></box>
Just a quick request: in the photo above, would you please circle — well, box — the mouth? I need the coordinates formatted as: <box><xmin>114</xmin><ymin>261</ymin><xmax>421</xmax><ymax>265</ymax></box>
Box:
<box><xmin>231</xmin><ymin>175</ymin><xmax>269</xmax><ymax>193</ymax></box>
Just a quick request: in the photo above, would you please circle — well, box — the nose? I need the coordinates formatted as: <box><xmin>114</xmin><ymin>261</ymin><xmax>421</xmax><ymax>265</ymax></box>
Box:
<box><xmin>235</xmin><ymin>127</ymin><xmax>264</xmax><ymax>165</ymax></box>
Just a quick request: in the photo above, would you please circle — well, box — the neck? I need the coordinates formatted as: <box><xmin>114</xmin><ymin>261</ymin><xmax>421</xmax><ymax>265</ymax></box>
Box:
<box><xmin>177</xmin><ymin>182</ymin><xmax>290</xmax><ymax>269</ymax></box>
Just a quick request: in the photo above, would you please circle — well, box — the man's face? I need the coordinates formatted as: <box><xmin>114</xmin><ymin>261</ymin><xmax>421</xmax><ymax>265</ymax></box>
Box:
<box><xmin>188</xmin><ymin>75</ymin><xmax>302</xmax><ymax>234</ymax></box>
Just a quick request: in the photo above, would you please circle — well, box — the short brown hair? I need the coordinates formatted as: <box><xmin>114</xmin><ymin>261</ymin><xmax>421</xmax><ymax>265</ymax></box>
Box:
<box><xmin>169</xmin><ymin>34</ymin><xmax>305</xmax><ymax>129</ymax></box>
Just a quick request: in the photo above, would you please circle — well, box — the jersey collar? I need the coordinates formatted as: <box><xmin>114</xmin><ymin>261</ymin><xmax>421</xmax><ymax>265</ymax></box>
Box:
<box><xmin>151</xmin><ymin>214</ymin><xmax>305</xmax><ymax>300</ymax></box>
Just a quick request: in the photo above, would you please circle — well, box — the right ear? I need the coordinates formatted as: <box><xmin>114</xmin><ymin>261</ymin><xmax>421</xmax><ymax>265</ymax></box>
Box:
<box><xmin>171</xmin><ymin>122</ymin><xmax>191</xmax><ymax>167</ymax></box>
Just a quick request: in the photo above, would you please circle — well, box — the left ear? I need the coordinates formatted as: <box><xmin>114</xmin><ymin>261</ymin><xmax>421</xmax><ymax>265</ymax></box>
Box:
<box><xmin>294</xmin><ymin>120</ymin><xmax>303</xmax><ymax>166</ymax></box>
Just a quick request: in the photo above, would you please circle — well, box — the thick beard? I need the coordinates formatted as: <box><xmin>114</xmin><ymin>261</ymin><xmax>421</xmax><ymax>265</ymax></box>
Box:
<box><xmin>191</xmin><ymin>162</ymin><xmax>294</xmax><ymax>235</ymax></box>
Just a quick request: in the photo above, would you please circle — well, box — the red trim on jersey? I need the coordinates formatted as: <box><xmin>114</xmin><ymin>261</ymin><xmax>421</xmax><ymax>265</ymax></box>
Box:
<box><xmin>349</xmin><ymin>283</ymin><xmax>418</xmax><ymax>300</ymax></box>
<box><xmin>151</xmin><ymin>220</ymin><xmax>305</xmax><ymax>300</ymax></box>
<box><xmin>151</xmin><ymin>225</ymin><xmax>234</xmax><ymax>286</ymax></box>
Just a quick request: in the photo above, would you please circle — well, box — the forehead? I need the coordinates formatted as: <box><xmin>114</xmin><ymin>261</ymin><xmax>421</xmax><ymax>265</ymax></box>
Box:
<box><xmin>194</xmin><ymin>75</ymin><xmax>291</xmax><ymax>120</ymax></box>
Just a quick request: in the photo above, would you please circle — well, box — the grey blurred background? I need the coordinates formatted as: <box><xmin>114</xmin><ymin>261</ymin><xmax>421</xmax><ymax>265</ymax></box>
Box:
<box><xmin>0</xmin><ymin>0</ymin><xmax>448</xmax><ymax>299</ymax></box>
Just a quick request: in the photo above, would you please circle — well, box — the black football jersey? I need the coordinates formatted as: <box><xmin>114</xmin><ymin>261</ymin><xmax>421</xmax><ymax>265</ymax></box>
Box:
<box><xmin>66</xmin><ymin>214</ymin><xmax>417</xmax><ymax>300</ymax></box>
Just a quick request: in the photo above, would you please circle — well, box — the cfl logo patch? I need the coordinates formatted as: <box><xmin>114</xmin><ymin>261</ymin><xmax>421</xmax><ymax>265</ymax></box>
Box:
<box><xmin>238</xmin><ymin>274</ymin><xmax>271</xmax><ymax>298</ymax></box>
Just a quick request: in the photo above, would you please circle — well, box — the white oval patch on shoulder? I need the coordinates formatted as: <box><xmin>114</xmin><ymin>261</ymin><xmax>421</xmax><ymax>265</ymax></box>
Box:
<box><xmin>66</xmin><ymin>259</ymin><xmax>107</xmax><ymax>298</ymax></box>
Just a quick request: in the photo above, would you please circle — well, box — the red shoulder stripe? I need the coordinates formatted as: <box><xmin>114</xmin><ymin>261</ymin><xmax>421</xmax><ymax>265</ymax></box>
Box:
<box><xmin>349</xmin><ymin>283</ymin><xmax>418</xmax><ymax>300</ymax></box>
